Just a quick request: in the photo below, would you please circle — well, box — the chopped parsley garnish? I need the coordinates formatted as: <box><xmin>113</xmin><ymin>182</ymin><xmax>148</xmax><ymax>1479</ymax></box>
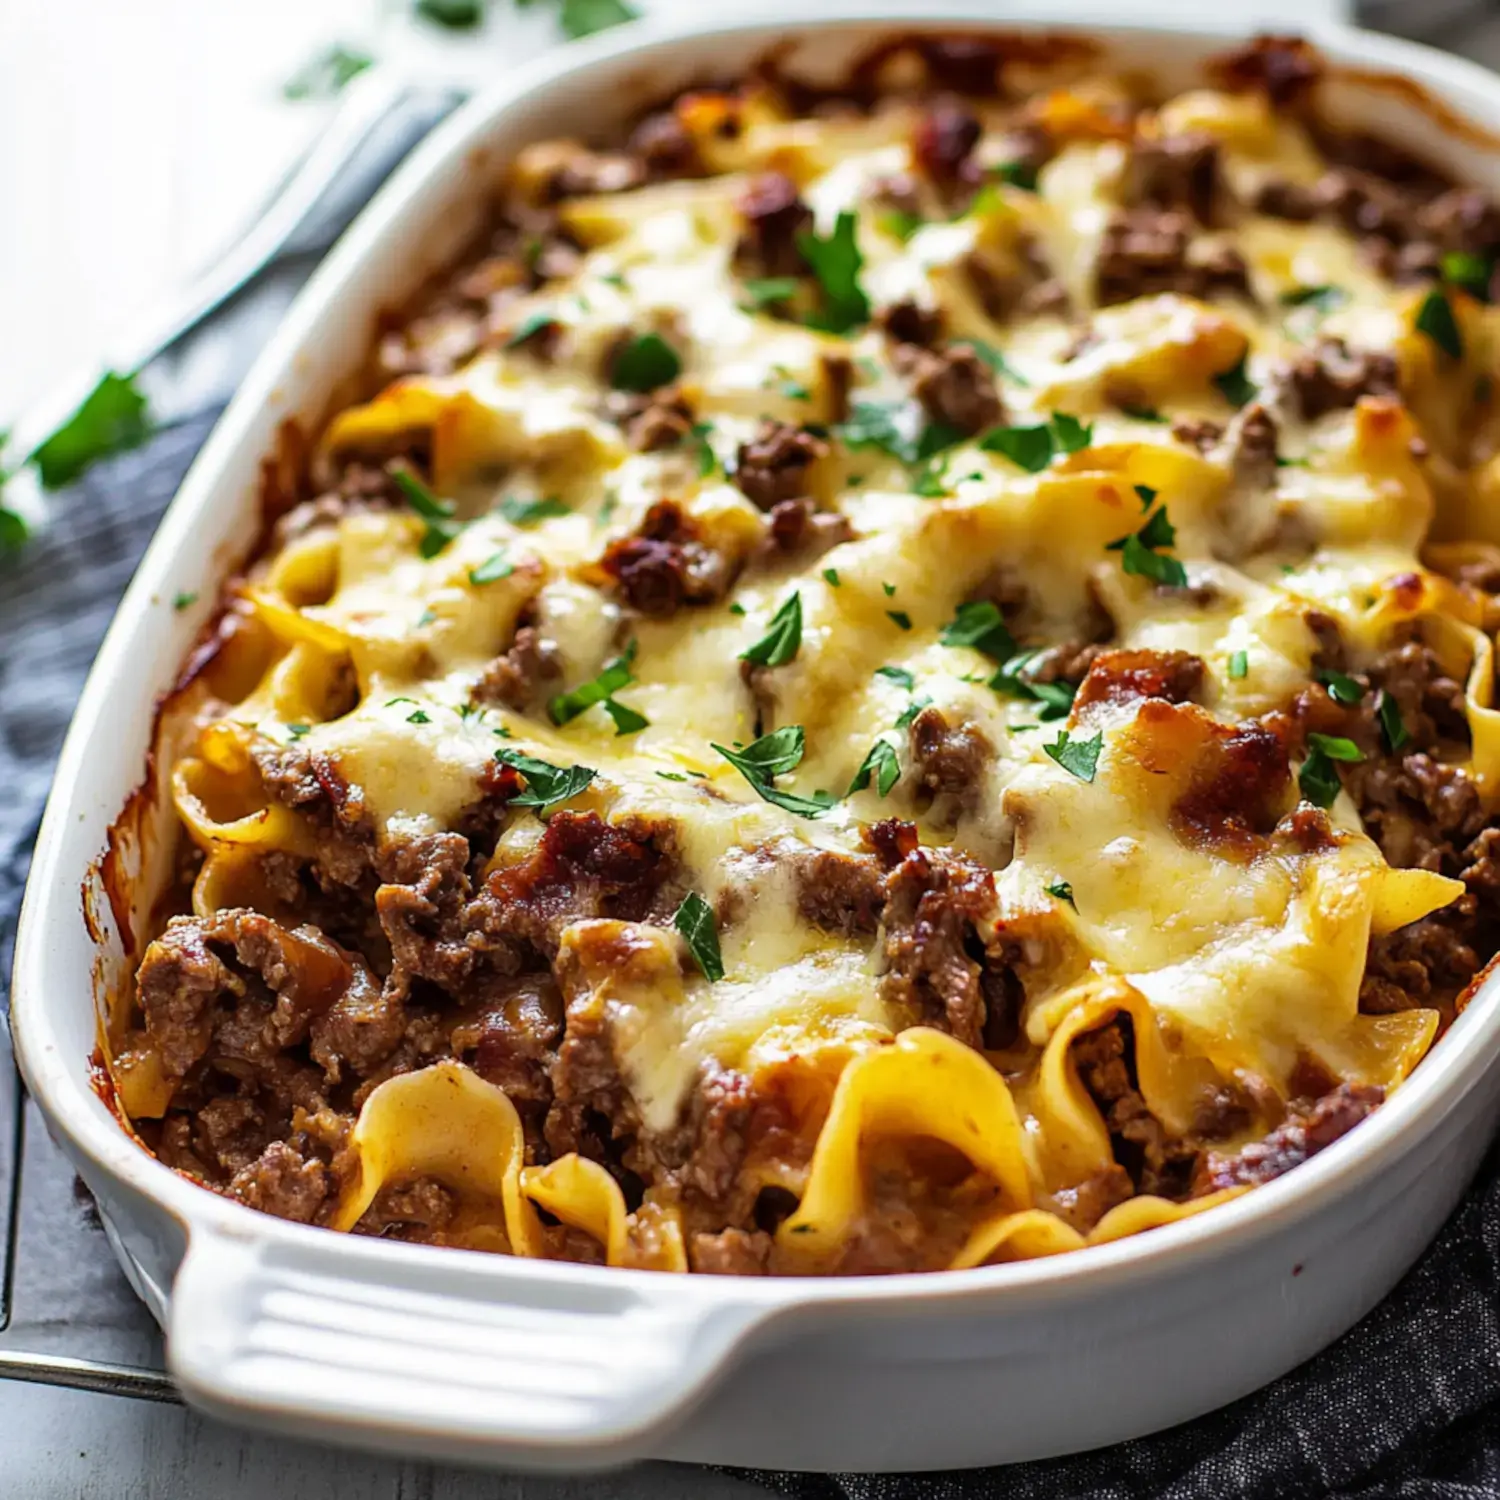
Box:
<box><xmin>1280</xmin><ymin>284</ymin><xmax>1349</xmax><ymax>315</ymax></box>
<box><xmin>728</xmin><ymin>601</ymin><xmax>746</xmax><ymax>616</ymax></box>
<box><xmin>778</xmin><ymin>376</ymin><xmax>812</xmax><ymax>402</ymax></box>
<box><xmin>740</xmin><ymin>276</ymin><xmax>801</xmax><ymax>311</ymax></box>
<box><xmin>849</xmin><ymin>738</ymin><xmax>900</xmax><ymax>798</ymax></box>
<box><xmin>394</xmin><ymin>469</ymin><xmax>461</xmax><ymax>558</ymax></box>
<box><xmin>823</xmin><ymin>567</ymin><xmax>841</xmax><ymax>586</ymax></box>
<box><xmin>1212</xmin><ymin>354</ymin><xmax>1257</xmax><ymax>409</ymax></box>
<box><xmin>1227</xmin><ymin>650</ymin><xmax>1249</xmax><ymax>680</ymax></box>
<box><xmin>1134</xmin><ymin>484</ymin><xmax>1157</xmax><ymax>509</ymax></box>
<box><xmin>879</xmin><ymin>211</ymin><xmax>925</xmax><ymax>243</ymax></box>
<box><xmin>990</xmin><ymin>160</ymin><xmax>1039</xmax><ymax>191</ymax></box>
<box><xmin>882</xmin><ymin>581</ymin><xmax>897</xmax><ymax>597</ymax></box>
<box><xmin>1121</xmin><ymin>405</ymin><xmax>1164</xmax><ymax>423</ymax></box>
<box><xmin>711</xmin><ymin>725</ymin><xmax>835</xmax><ymax>818</ymax></box>
<box><xmin>498</xmin><ymin>494</ymin><xmax>570</xmax><ymax>527</ymax></box>
<box><xmin>969</xmin><ymin>340</ymin><xmax>1031</xmax><ymax>387</ymax></box>
<box><xmin>940</xmin><ymin>600</ymin><xmax>1015</xmax><ymax>661</ymax></box>
<box><xmin>795</xmin><ymin>211</ymin><xmax>870</xmax><ymax>334</ymax></box>
<box><xmin>1416</xmin><ymin>289</ymin><xmax>1463</xmax><ymax>360</ymax></box>
<box><xmin>406</xmin><ymin>709</ymin><xmax>432</xmax><ymax>724</ymax></box>
<box><xmin>979</xmin><ymin>412</ymin><xmax>1093</xmax><ymax>472</ymax></box>
<box><xmin>285</xmin><ymin>723</ymin><xmax>311</xmax><ymax>740</ymax></box>
<box><xmin>494</xmin><ymin>748</ymin><xmax>597</xmax><ymax>810</ymax></box>
<box><xmin>505</xmin><ymin>310</ymin><xmax>558</xmax><ymax>349</ymax></box>
<box><xmin>469</xmin><ymin>551</ymin><xmax>514</xmax><ymax>585</ymax></box>
<box><xmin>913</xmin><ymin>457</ymin><xmax>950</xmax><ymax>497</ymax></box>
<box><xmin>1106</xmin><ymin>505</ymin><xmax>1187</xmax><ymax>588</ymax></box>
<box><xmin>283</xmin><ymin>42</ymin><xmax>374</xmax><ymax>100</ymax></box>
<box><xmin>1318</xmin><ymin>668</ymin><xmax>1364</xmax><ymax>706</ymax></box>
<box><xmin>554</xmin><ymin>0</ymin><xmax>639</xmax><ymax>39</ymax></box>
<box><xmin>1298</xmin><ymin>733</ymin><xmax>1363</xmax><ymax>809</ymax></box>
<box><xmin>610</xmin><ymin>332</ymin><xmax>682</xmax><ymax>392</ymax></box>
<box><xmin>657</xmin><ymin>771</ymin><xmax>688</xmax><ymax>782</ymax></box>
<box><xmin>172</xmin><ymin>591</ymin><xmax>199</xmax><ymax>611</ymax></box>
<box><xmin>415</xmin><ymin>607</ymin><xmax>437</xmax><ymax>628</ymax></box>
<box><xmin>673</xmin><ymin>892</ymin><xmax>725</xmax><ymax>982</ymax></box>
<box><xmin>1441</xmin><ymin>251</ymin><xmax>1493</xmax><ymax>302</ymax></box>
<box><xmin>740</xmin><ymin>592</ymin><xmax>803</xmax><ymax>668</ymax></box>
<box><xmin>687</xmin><ymin>421</ymin><xmax>719</xmax><ymax>478</ymax></box>
<box><xmin>887</xmin><ymin>609</ymin><xmax>913</xmax><ymax>631</ymax></box>
<box><xmin>875</xmin><ymin>664</ymin><xmax>915</xmax><ymax>689</ymax></box>
<box><xmin>1378</xmin><ymin>689</ymin><xmax>1410</xmax><ymax>752</ymax></box>
<box><xmin>0</xmin><ymin>506</ymin><xmax>26</xmax><ymax>550</ymax></box>
<box><xmin>30</xmin><ymin>371</ymin><xmax>151</xmax><ymax>490</ymax></box>
<box><xmin>1044</xmin><ymin>730</ymin><xmax>1103</xmax><ymax>782</ymax></box>
<box><xmin>894</xmin><ymin>695</ymin><xmax>934</xmax><ymax>730</ymax></box>
<box><xmin>549</xmin><ymin>643</ymin><xmax>647</xmax><ymax>735</ymax></box>
<box><xmin>989</xmin><ymin>652</ymin><xmax>1075</xmax><ymax>720</ymax></box>
<box><xmin>386</xmin><ymin>697</ymin><xmax>418</xmax><ymax>707</ymax></box>
<box><xmin>1049</xmin><ymin>412</ymin><xmax>1094</xmax><ymax>454</ymax></box>
<box><xmin>1045</xmin><ymin>879</ymin><xmax>1076</xmax><ymax>907</ymax></box>
<box><xmin>415</xmin><ymin>0</ymin><xmax>483</xmax><ymax>26</ymax></box>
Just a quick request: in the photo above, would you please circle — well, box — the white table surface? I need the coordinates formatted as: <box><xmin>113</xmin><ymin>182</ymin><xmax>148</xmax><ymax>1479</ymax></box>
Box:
<box><xmin>3</xmin><ymin>1</ymin><xmax>1493</xmax><ymax>1495</ymax></box>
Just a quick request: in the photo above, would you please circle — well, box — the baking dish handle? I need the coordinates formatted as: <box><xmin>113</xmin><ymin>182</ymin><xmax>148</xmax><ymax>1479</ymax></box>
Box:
<box><xmin>165</xmin><ymin>1223</ymin><xmax>771</xmax><ymax>1466</ymax></box>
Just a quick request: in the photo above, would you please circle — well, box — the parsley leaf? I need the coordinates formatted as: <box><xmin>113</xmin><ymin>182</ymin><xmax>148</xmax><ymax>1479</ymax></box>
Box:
<box><xmin>495</xmin><ymin>748</ymin><xmax>597</xmax><ymax>810</ymax></box>
<box><xmin>1378</xmin><ymin>690</ymin><xmax>1410</xmax><ymax>752</ymax></box>
<box><xmin>674</xmin><ymin>892</ymin><xmax>725</xmax><ymax>982</ymax></box>
<box><xmin>991</xmin><ymin>160</ymin><xmax>1039</xmax><ymax>191</ymax></box>
<box><xmin>1441</xmin><ymin>251</ymin><xmax>1493</xmax><ymax>302</ymax></box>
<box><xmin>837</xmin><ymin>401</ymin><xmax>907</xmax><ymax>460</ymax></box>
<box><xmin>1046</xmin><ymin>879</ymin><xmax>1076</xmax><ymax>907</ymax></box>
<box><xmin>505</xmin><ymin>310</ymin><xmax>558</xmax><ymax>349</ymax></box>
<box><xmin>940</xmin><ymin>600</ymin><xmax>1015</xmax><ymax>662</ymax></box>
<box><xmin>1212</xmin><ymin>354</ymin><xmax>1257</xmax><ymax>409</ymax></box>
<box><xmin>740</xmin><ymin>592</ymin><xmax>803</xmax><ymax>668</ymax></box>
<box><xmin>795</xmin><ymin>211</ymin><xmax>870</xmax><ymax>335</ymax></box>
<box><xmin>887</xmin><ymin>610</ymin><xmax>913</xmax><ymax>631</ymax></box>
<box><xmin>979</xmin><ymin>412</ymin><xmax>1091</xmax><ymax>472</ymax></box>
<box><xmin>1416</xmin><ymin>289</ymin><xmax>1463</xmax><ymax>360</ymax></box>
<box><xmin>394</xmin><ymin>469</ymin><xmax>462</xmax><ymax>558</ymax></box>
<box><xmin>30</xmin><ymin>372</ymin><xmax>151</xmax><ymax>489</ymax></box>
<box><xmin>1049</xmin><ymin>412</ymin><xmax>1094</xmax><ymax>454</ymax></box>
<box><xmin>879</xmin><ymin>211</ymin><xmax>925</xmax><ymax>243</ymax></box>
<box><xmin>0</xmin><ymin>506</ymin><xmax>26</xmax><ymax>551</ymax></box>
<box><xmin>283</xmin><ymin>42</ymin><xmax>374</xmax><ymax>100</ymax></box>
<box><xmin>894</xmin><ymin>695</ymin><xmax>933</xmax><ymax>730</ymax></box>
<box><xmin>1280</xmin><ymin>284</ymin><xmax>1349</xmax><ymax>315</ymax></box>
<box><xmin>1107</xmin><ymin>506</ymin><xmax>1187</xmax><ymax>588</ymax></box>
<box><xmin>406</xmin><ymin>709</ymin><xmax>431</xmax><ymax>724</ymax></box>
<box><xmin>1298</xmin><ymin>733</ymin><xmax>1362</xmax><ymax>809</ymax></box>
<box><xmin>1318</xmin><ymin>668</ymin><xmax>1364</xmax><ymax>706</ymax></box>
<box><xmin>172</xmin><ymin>591</ymin><xmax>199</xmax><ymax>611</ymax></box>
<box><xmin>469</xmin><ymin>551</ymin><xmax>514</xmax><ymax>585</ymax></box>
<box><xmin>549</xmin><ymin>643</ymin><xmax>646</xmax><ymax>735</ymax></box>
<box><xmin>968</xmin><ymin>340</ymin><xmax>1032</xmax><ymax>387</ymax></box>
<box><xmin>1227</xmin><ymin>650</ymin><xmax>1249</xmax><ymax>680</ymax></box>
<box><xmin>712</xmin><ymin>726</ymin><xmax>835</xmax><ymax>818</ymax></box>
<box><xmin>823</xmin><ymin>567</ymin><xmax>840</xmax><ymax>586</ymax></box>
<box><xmin>981</xmin><ymin>422</ymin><xmax>1053</xmax><ymax>472</ymax></box>
<box><xmin>875</xmin><ymin>664</ymin><xmax>915</xmax><ymax>689</ymax></box>
<box><xmin>557</xmin><ymin>0</ymin><xmax>638</xmax><ymax>39</ymax></box>
<box><xmin>415</xmin><ymin>0</ymin><xmax>483</xmax><ymax>26</ymax></box>
<box><xmin>1121</xmin><ymin>405</ymin><xmax>1164</xmax><ymax>422</ymax></box>
<box><xmin>741</xmin><ymin>276</ymin><xmax>800</xmax><ymax>312</ymax></box>
<box><xmin>1134</xmin><ymin>484</ymin><xmax>1157</xmax><ymax>510</ymax></box>
<box><xmin>989</xmin><ymin>652</ymin><xmax>1075</xmax><ymax>720</ymax></box>
<box><xmin>1044</xmin><ymin>730</ymin><xmax>1103</xmax><ymax>782</ymax></box>
<box><xmin>849</xmin><ymin>739</ymin><xmax>901</xmax><ymax>798</ymax></box>
<box><xmin>286</xmin><ymin>723</ymin><xmax>311</xmax><ymax>740</ymax></box>
<box><xmin>610</xmin><ymin>332</ymin><xmax>682</xmax><ymax>392</ymax></box>
<box><xmin>498</xmin><ymin>495</ymin><xmax>570</xmax><ymax>527</ymax></box>
<box><xmin>687</xmin><ymin>421</ymin><xmax>719</xmax><ymax>478</ymax></box>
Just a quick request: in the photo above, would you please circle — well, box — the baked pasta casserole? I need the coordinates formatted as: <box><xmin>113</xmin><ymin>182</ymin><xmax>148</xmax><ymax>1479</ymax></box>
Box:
<box><xmin>113</xmin><ymin>34</ymin><xmax>1500</xmax><ymax>1275</ymax></box>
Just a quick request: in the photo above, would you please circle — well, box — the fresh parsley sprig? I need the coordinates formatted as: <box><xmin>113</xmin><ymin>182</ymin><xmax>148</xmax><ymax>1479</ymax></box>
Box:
<box><xmin>1106</xmin><ymin>504</ymin><xmax>1188</xmax><ymax>589</ymax></box>
<box><xmin>494</xmin><ymin>748</ymin><xmax>598</xmax><ymax>810</ymax></box>
<box><xmin>711</xmin><ymin>725</ymin><xmax>834</xmax><ymax>818</ymax></box>
<box><xmin>848</xmin><ymin>739</ymin><xmax>900</xmax><ymax>798</ymax></box>
<box><xmin>548</xmin><ymin>643</ymin><xmax>648</xmax><ymax>735</ymax></box>
<box><xmin>740</xmin><ymin>592</ymin><xmax>803</xmax><ymax>668</ymax></box>
<box><xmin>795</xmin><ymin>211</ymin><xmax>870</xmax><ymax>335</ymax></box>
<box><xmin>978</xmin><ymin>411</ymin><xmax>1094</xmax><ymax>473</ymax></box>
<box><xmin>940</xmin><ymin>600</ymin><xmax>1015</xmax><ymax>662</ymax></box>
<box><xmin>1298</xmin><ymin>732</ymin><xmax>1363</xmax><ymax>809</ymax></box>
<box><xmin>673</xmin><ymin>892</ymin><xmax>725</xmax><ymax>982</ymax></box>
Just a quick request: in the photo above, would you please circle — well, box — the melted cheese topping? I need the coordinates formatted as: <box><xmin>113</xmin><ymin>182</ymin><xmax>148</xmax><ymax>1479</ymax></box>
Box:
<box><xmin>146</xmin><ymin>71</ymin><xmax>1500</xmax><ymax>1268</ymax></box>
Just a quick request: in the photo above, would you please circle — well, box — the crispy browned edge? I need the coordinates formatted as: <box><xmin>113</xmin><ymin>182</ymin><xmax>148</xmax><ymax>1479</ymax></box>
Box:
<box><xmin>82</xmin><ymin>28</ymin><xmax>1500</xmax><ymax>1131</ymax></box>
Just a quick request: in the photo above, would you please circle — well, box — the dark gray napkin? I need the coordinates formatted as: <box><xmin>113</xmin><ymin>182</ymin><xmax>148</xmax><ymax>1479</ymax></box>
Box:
<box><xmin>4</xmin><ymin>78</ymin><xmax>1500</xmax><ymax>1500</ymax></box>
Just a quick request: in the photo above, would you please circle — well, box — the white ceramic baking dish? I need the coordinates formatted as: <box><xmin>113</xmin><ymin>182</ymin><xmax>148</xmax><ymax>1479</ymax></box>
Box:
<box><xmin>14</xmin><ymin>0</ymin><xmax>1500</xmax><ymax>1473</ymax></box>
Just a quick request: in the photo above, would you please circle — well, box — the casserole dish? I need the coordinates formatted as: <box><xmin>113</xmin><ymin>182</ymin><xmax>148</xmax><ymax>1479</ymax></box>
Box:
<box><xmin>14</xmin><ymin>0</ymin><xmax>1500</xmax><ymax>1470</ymax></box>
